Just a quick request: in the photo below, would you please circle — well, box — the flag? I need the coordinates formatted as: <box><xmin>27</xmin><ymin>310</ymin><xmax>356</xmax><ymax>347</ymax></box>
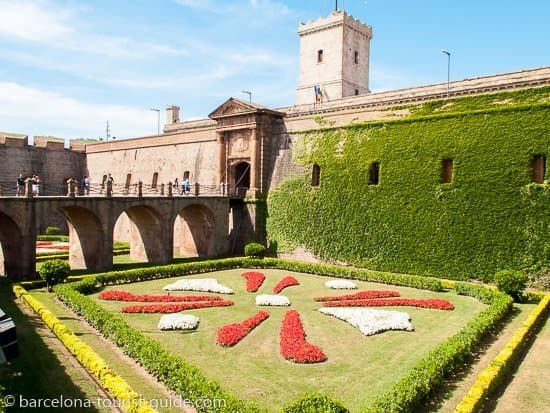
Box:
<box><xmin>314</xmin><ymin>85</ymin><xmax>323</xmax><ymax>102</ymax></box>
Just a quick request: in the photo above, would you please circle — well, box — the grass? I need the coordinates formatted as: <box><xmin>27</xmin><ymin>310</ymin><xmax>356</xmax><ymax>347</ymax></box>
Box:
<box><xmin>89</xmin><ymin>269</ymin><xmax>487</xmax><ymax>412</ymax></box>
<box><xmin>0</xmin><ymin>282</ymin><xmax>109</xmax><ymax>412</ymax></box>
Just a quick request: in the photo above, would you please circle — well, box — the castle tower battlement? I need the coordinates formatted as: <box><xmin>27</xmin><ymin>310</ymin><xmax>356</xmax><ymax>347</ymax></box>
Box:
<box><xmin>296</xmin><ymin>10</ymin><xmax>372</xmax><ymax>105</ymax></box>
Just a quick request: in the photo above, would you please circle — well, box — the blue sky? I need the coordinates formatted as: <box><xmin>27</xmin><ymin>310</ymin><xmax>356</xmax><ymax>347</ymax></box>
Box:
<box><xmin>0</xmin><ymin>0</ymin><xmax>548</xmax><ymax>141</ymax></box>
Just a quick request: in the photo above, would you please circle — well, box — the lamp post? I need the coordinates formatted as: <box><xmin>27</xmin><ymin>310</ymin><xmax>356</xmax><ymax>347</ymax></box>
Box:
<box><xmin>150</xmin><ymin>108</ymin><xmax>160</xmax><ymax>135</ymax></box>
<box><xmin>241</xmin><ymin>90</ymin><xmax>252</xmax><ymax>102</ymax></box>
<box><xmin>441</xmin><ymin>49</ymin><xmax>451</xmax><ymax>98</ymax></box>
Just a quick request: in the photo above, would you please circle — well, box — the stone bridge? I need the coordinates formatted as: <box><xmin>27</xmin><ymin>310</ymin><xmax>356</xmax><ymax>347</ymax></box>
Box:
<box><xmin>0</xmin><ymin>196</ymin><xmax>231</xmax><ymax>280</ymax></box>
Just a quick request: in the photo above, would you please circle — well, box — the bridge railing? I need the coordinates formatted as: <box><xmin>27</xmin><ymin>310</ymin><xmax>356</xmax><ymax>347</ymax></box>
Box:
<box><xmin>0</xmin><ymin>181</ymin><xmax>240</xmax><ymax>198</ymax></box>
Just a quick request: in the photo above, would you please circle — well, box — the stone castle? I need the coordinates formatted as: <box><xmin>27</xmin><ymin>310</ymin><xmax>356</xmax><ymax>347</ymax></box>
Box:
<box><xmin>1</xmin><ymin>9</ymin><xmax>549</xmax><ymax>262</ymax></box>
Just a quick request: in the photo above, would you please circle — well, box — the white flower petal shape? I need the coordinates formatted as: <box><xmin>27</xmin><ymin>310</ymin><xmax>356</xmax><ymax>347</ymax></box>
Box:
<box><xmin>255</xmin><ymin>294</ymin><xmax>291</xmax><ymax>306</ymax></box>
<box><xmin>158</xmin><ymin>314</ymin><xmax>200</xmax><ymax>331</ymax></box>
<box><xmin>319</xmin><ymin>307</ymin><xmax>414</xmax><ymax>336</ymax></box>
<box><xmin>163</xmin><ymin>278</ymin><xmax>234</xmax><ymax>294</ymax></box>
<box><xmin>325</xmin><ymin>279</ymin><xmax>357</xmax><ymax>289</ymax></box>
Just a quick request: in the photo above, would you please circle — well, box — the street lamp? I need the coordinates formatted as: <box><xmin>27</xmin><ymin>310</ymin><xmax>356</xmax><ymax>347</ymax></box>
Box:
<box><xmin>241</xmin><ymin>90</ymin><xmax>252</xmax><ymax>102</ymax></box>
<box><xmin>441</xmin><ymin>49</ymin><xmax>451</xmax><ymax>98</ymax></box>
<box><xmin>150</xmin><ymin>108</ymin><xmax>160</xmax><ymax>135</ymax></box>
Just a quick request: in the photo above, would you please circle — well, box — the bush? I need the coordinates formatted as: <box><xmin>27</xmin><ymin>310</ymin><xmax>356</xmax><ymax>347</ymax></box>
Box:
<box><xmin>494</xmin><ymin>270</ymin><xmax>528</xmax><ymax>302</ymax></box>
<box><xmin>45</xmin><ymin>226</ymin><xmax>62</xmax><ymax>235</ymax></box>
<box><xmin>244</xmin><ymin>243</ymin><xmax>266</xmax><ymax>258</ymax></box>
<box><xmin>282</xmin><ymin>393</ymin><xmax>349</xmax><ymax>413</ymax></box>
<box><xmin>39</xmin><ymin>260</ymin><xmax>70</xmax><ymax>290</ymax></box>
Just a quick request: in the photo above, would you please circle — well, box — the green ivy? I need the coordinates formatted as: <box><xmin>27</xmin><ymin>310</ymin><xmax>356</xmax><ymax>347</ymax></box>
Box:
<box><xmin>267</xmin><ymin>100</ymin><xmax>550</xmax><ymax>281</ymax></box>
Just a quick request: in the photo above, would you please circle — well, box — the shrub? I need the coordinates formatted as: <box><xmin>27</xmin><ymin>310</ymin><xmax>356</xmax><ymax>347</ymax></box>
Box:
<box><xmin>39</xmin><ymin>260</ymin><xmax>70</xmax><ymax>290</ymax></box>
<box><xmin>44</xmin><ymin>226</ymin><xmax>62</xmax><ymax>235</ymax></box>
<box><xmin>244</xmin><ymin>243</ymin><xmax>266</xmax><ymax>258</ymax></box>
<box><xmin>494</xmin><ymin>270</ymin><xmax>528</xmax><ymax>302</ymax></box>
<box><xmin>282</xmin><ymin>393</ymin><xmax>349</xmax><ymax>413</ymax></box>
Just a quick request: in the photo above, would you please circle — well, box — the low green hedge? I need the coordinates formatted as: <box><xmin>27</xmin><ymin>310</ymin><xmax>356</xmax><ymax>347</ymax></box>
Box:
<box><xmin>36</xmin><ymin>235</ymin><xmax>69</xmax><ymax>242</ymax></box>
<box><xmin>52</xmin><ymin>258</ymin><xmax>515</xmax><ymax>412</ymax></box>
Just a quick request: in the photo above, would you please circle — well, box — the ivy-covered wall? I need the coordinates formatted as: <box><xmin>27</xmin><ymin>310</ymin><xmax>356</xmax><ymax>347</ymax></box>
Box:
<box><xmin>267</xmin><ymin>98</ymin><xmax>550</xmax><ymax>281</ymax></box>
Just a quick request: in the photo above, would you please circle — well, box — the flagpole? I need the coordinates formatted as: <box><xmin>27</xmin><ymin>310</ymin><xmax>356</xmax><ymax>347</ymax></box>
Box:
<box><xmin>335</xmin><ymin>0</ymin><xmax>338</xmax><ymax>11</ymax></box>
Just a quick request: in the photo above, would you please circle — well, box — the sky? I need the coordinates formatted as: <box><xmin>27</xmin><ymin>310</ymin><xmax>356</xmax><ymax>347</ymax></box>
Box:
<box><xmin>0</xmin><ymin>0</ymin><xmax>548</xmax><ymax>142</ymax></box>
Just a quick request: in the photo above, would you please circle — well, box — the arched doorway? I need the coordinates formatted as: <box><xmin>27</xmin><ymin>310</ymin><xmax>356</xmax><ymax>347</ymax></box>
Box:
<box><xmin>173</xmin><ymin>204</ymin><xmax>216</xmax><ymax>258</ymax></box>
<box><xmin>233</xmin><ymin>161</ymin><xmax>250</xmax><ymax>196</ymax></box>
<box><xmin>0</xmin><ymin>212</ymin><xmax>23</xmax><ymax>279</ymax></box>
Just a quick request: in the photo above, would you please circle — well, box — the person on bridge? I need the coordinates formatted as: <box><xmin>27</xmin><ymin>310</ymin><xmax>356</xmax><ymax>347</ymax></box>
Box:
<box><xmin>82</xmin><ymin>176</ymin><xmax>90</xmax><ymax>196</ymax></box>
<box><xmin>106</xmin><ymin>174</ymin><xmax>114</xmax><ymax>197</ymax></box>
<box><xmin>16</xmin><ymin>173</ymin><xmax>25</xmax><ymax>196</ymax></box>
<box><xmin>181</xmin><ymin>177</ymin><xmax>190</xmax><ymax>195</ymax></box>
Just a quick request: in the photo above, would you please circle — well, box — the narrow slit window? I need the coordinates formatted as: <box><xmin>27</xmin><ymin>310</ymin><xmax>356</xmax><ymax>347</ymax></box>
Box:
<box><xmin>368</xmin><ymin>162</ymin><xmax>380</xmax><ymax>185</ymax></box>
<box><xmin>311</xmin><ymin>164</ymin><xmax>320</xmax><ymax>187</ymax></box>
<box><xmin>354</xmin><ymin>50</ymin><xmax>359</xmax><ymax>64</ymax></box>
<box><xmin>532</xmin><ymin>155</ymin><xmax>546</xmax><ymax>183</ymax></box>
<box><xmin>317</xmin><ymin>49</ymin><xmax>323</xmax><ymax>63</ymax></box>
<box><xmin>125</xmin><ymin>174</ymin><xmax>131</xmax><ymax>189</ymax></box>
<box><xmin>152</xmin><ymin>172</ymin><xmax>159</xmax><ymax>189</ymax></box>
<box><xmin>441</xmin><ymin>159</ymin><xmax>454</xmax><ymax>183</ymax></box>
<box><xmin>355</xmin><ymin>89</ymin><xmax>359</xmax><ymax>96</ymax></box>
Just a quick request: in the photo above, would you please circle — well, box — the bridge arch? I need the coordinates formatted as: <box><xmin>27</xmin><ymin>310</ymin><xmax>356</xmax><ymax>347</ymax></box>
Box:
<box><xmin>0</xmin><ymin>211</ymin><xmax>24</xmax><ymax>279</ymax></box>
<box><xmin>118</xmin><ymin>205</ymin><xmax>169</xmax><ymax>263</ymax></box>
<box><xmin>174</xmin><ymin>204</ymin><xmax>216</xmax><ymax>257</ymax></box>
<box><xmin>58</xmin><ymin>206</ymin><xmax>106</xmax><ymax>271</ymax></box>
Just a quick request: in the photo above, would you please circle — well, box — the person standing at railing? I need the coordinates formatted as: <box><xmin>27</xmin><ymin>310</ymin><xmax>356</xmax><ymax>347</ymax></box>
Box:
<box><xmin>82</xmin><ymin>176</ymin><xmax>90</xmax><ymax>196</ymax></box>
<box><xmin>16</xmin><ymin>173</ymin><xmax>25</xmax><ymax>196</ymax></box>
<box><xmin>173</xmin><ymin>178</ymin><xmax>179</xmax><ymax>192</ymax></box>
<box><xmin>181</xmin><ymin>177</ymin><xmax>190</xmax><ymax>195</ymax></box>
<box><xmin>106</xmin><ymin>174</ymin><xmax>114</xmax><ymax>197</ymax></box>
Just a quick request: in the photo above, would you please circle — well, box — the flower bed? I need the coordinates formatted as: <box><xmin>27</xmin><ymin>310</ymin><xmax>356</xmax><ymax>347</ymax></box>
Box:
<box><xmin>255</xmin><ymin>294</ymin><xmax>291</xmax><ymax>306</ymax></box>
<box><xmin>216</xmin><ymin>311</ymin><xmax>270</xmax><ymax>347</ymax></box>
<box><xmin>241</xmin><ymin>272</ymin><xmax>265</xmax><ymax>292</ymax></box>
<box><xmin>325</xmin><ymin>279</ymin><xmax>357</xmax><ymax>289</ymax></box>
<box><xmin>322</xmin><ymin>297</ymin><xmax>454</xmax><ymax>310</ymax></box>
<box><xmin>163</xmin><ymin>278</ymin><xmax>233</xmax><ymax>294</ymax></box>
<box><xmin>158</xmin><ymin>314</ymin><xmax>200</xmax><ymax>331</ymax></box>
<box><xmin>319</xmin><ymin>307</ymin><xmax>414</xmax><ymax>336</ymax></box>
<box><xmin>279</xmin><ymin>310</ymin><xmax>327</xmax><ymax>364</ymax></box>
<box><xmin>122</xmin><ymin>300</ymin><xmax>234</xmax><ymax>313</ymax></box>
<box><xmin>272</xmin><ymin>276</ymin><xmax>300</xmax><ymax>293</ymax></box>
<box><xmin>314</xmin><ymin>290</ymin><xmax>400</xmax><ymax>302</ymax></box>
<box><xmin>99</xmin><ymin>290</ymin><xmax>223</xmax><ymax>302</ymax></box>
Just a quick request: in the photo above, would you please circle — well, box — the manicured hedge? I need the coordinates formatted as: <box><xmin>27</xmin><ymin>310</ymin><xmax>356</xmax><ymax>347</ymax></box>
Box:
<box><xmin>53</xmin><ymin>259</ymin><xmax>518</xmax><ymax>412</ymax></box>
<box><xmin>13</xmin><ymin>285</ymin><xmax>157</xmax><ymax>413</ymax></box>
<box><xmin>267</xmin><ymin>97</ymin><xmax>550</xmax><ymax>281</ymax></box>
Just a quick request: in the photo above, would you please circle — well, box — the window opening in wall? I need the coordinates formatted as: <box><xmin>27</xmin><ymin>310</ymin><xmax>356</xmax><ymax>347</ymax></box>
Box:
<box><xmin>354</xmin><ymin>50</ymin><xmax>359</xmax><ymax>64</ymax></box>
<box><xmin>125</xmin><ymin>174</ymin><xmax>131</xmax><ymax>189</ymax></box>
<box><xmin>317</xmin><ymin>49</ymin><xmax>323</xmax><ymax>63</ymax></box>
<box><xmin>441</xmin><ymin>159</ymin><xmax>454</xmax><ymax>184</ymax></box>
<box><xmin>532</xmin><ymin>155</ymin><xmax>546</xmax><ymax>183</ymax></box>
<box><xmin>152</xmin><ymin>172</ymin><xmax>159</xmax><ymax>189</ymax></box>
<box><xmin>368</xmin><ymin>162</ymin><xmax>380</xmax><ymax>185</ymax></box>
<box><xmin>183</xmin><ymin>171</ymin><xmax>190</xmax><ymax>180</ymax></box>
<box><xmin>355</xmin><ymin>89</ymin><xmax>359</xmax><ymax>96</ymax></box>
<box><xmin>311</xmin><ymin>164</ymin><xmax>321</xmax><ymax>187</ymax></box>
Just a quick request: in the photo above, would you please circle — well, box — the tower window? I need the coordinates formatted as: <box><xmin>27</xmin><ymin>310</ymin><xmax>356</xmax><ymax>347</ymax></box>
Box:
<box><xmin>441</xmin><ymin>159</ymin><xmax>454</xmax><ymax>183</ymax></box>
<box><xmin>532</xmin><ymin>155</ymin><xmax>546</xmax><ymax>183</ymax></box>
<box><xmin>317</xmin><ymin>49</ymin><xmax>323</xmax><ymax>63</ymax></box>
<box><xmin>355</xmin><ymin>89</ymin><xmax>359</xmax><ymax>96</ymax></box>
<box><xmin>368</xmin><ymin>162</ymin><xmax>380</xmax><ymax>185</ymax></box>
<box><xmin>152</xmin><ymin>172</ymin><xmax>159</xmax><ymax>189</ymax></box>
<box><xmin>311</xmin><ymin>164</ymin><xmax>321</xmax><ymax>187</ymax></box>
<box><xmin>354</xmin><ymin>51</ymin><xmax>359</xmax><ymax>64</ymax></box>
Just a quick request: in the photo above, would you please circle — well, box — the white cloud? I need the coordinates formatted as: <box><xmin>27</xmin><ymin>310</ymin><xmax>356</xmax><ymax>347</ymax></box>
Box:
<box><xmin>0</xmin><ymin>82</ymin><xmax>154</xmax><ymax>139</ymax></box>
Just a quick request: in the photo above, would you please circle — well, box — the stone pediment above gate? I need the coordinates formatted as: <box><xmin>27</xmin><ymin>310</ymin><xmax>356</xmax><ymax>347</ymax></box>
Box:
<box><xmin>208</xmin><ymin>98</ymin><xmax>285</xmax><ymax>127</ymax></box>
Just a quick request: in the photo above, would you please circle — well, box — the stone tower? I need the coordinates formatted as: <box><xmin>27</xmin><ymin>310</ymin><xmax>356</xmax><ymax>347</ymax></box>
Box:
<box><xmin>296</xmin><ymin>10</ymin><xmax>372</xmax><ymax>105</ymax></box>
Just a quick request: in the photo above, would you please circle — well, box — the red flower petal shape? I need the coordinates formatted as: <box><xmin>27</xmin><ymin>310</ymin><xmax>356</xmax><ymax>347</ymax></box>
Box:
<box><xmin>121</xmin><ymin>300</ymin><xmax>234</xmax><ymax>313</ymax></box>
<box><xmin>272</xmin><ymin>276</ymin><xmax>300</xmax><ymax>294</ymax></box>
<box><xmin>279</xmin><ymin>310</ymin><xmax>326</xmax><ymax>363</ymax></box>
<box><xmin>314</xmin><ymin>290</ymin><xmax>400</xmax><ymax>302</ymax></box>
<box><xmin>99</xmin><ymin>290</ymin><xmax>223</xmax><ymax>302</ymax></box>
<box><xmin>241</xmin><ymin>272</ymin><xmax>266</xmax><ymax>292</ymax></box>
<box><xmin>216</xmin><ymin>311</ymin><xmax>270</xmax><ymax>347</ymax></box>
<box><xmin>322</xmin><ymin>298</ymin><xmax>454</xmax><ymax>310</ymax></box>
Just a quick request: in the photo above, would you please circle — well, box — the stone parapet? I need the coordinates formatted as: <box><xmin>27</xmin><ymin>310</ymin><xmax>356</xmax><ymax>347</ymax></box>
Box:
<box><xmin>0</xmin><ymin>135</ymin><xmax>28</xmax><ymax>147</ymax></box>
<box><xmin>298</xmin><ymin>10</ymin><xmax>372</xmax><ymax>39</ymax></box>
<box><xmin>33</xmin><ymin>136</ymin><xmax>65</xmax><ymax>151</ymax></box>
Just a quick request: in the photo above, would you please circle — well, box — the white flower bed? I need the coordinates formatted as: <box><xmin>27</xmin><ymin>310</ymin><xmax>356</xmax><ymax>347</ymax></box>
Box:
<box><xmin>163</xmin><ymin>278</ymin><xmax>233</xmax><ymax>294</ymax></box>
<box><xmin>319</xmin><ymin>307</ymin><xmax>414</xmax><ymax>336</ymax></box>
<box><xmin>255</xmin><ymin>294</ymin><xmax>291</xmax><ymax>306</ymax></box>
<box><xmin>158</xmin><ymin>314</ymin><xmax>200</xmax><ymax>331</ymax></box>
<box><xmin>325</xmin><ymin>279</ymin><xmax>357</xmax><ymax>289</ymax></box>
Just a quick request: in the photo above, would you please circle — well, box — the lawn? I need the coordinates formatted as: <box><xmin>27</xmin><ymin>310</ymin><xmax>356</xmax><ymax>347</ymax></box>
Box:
<box><xmin>90</xmin><ymin>269</ymin><xmax>487</xmax><ymax>412</ymax></box>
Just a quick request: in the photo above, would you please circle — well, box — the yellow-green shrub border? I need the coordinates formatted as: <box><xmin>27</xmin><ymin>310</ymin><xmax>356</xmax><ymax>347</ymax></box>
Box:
<box><xmin>12</xmin><ymin>284</ymin><xmax>157</xmax><ymax>413</ymax></box>
<box><xmin>454</xmin><ymin>293</ymin><xmax>550</xmax><ymax>413</ymax></box>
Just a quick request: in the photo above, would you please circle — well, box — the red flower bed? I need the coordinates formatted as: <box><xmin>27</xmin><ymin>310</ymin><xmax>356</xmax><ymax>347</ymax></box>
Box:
<box><xmin>98</xmin><ymin>290</ymin><xmax>224</xmax><ymax>302</ymax></box>
<box><xmin>36</xmin><ymin>241</ymin><xmax>69</xmax><ymax>250</ymax></box>
<box><xmin>322</xmin><ymin>298</ymin><xmax>455</xmax><ymax>310</ymax></box>
<box><xmin>279</xmin><ymin>310</ymin><xmax>327</xmax><ymax>363</ymax></box>
<box><xmin>121</xmin><ymin>300</ymin><xmax>234</xmax><ymax>313</ymax></box>
<box><xmin>272</xmin><ymin>276</ymin><xmax>300</xmax><ymax>294</ymax></box>
<box><xmin>314</xmin><ymin>290</ymin><xmax>400</xmax><ymax>302</ymax></box>
<box><xmin>241</xmin><ymin>272</ymin><xmax>266</xmax><ymax>292</ymax></box>
<box><xmin>216</xmin><ymin>311</ymin><xmax>270</xmax><ymax>347</ymax></box>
